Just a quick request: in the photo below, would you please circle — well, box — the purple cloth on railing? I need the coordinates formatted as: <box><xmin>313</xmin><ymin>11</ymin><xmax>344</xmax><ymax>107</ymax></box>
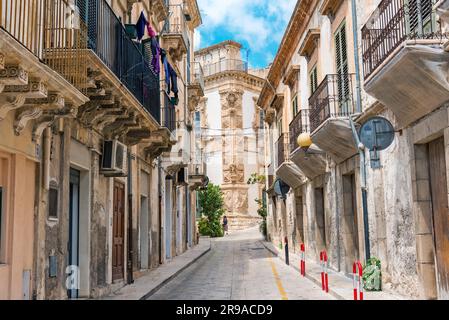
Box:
<box><xmin>150</xmin><ymin>37</ymin><xmax>160</xmax><ymax>75</ymax></box>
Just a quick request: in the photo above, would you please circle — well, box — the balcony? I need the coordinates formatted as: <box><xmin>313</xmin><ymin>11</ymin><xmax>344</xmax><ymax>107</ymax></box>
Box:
<box><xmin>275</xmin><ymin>133</ymin><xmax>305</xmax><ymax>189</ymax></box>
<box><xmin>162</xmin><ymin>4</ymin><xmax>190</xmax><ymax>62</ymax></box>
<box><xmin>362</xmin><ymin>0</ymin><xmax>449</xmax><ymax>128</ymax></box>
<box><xmin>187</xmin><ymin>62</ymin><xmax>205</xmax><ymax>111</ymax></box>
<box><xmin>289</xmin><ymin>109</ymin><xmax>310</xmax><ymax>153</ymax></box>
<box><xmin>162</xmin><ymin>91</ymin><xmax>176</xmax><ymax>132</ymax></box>
<box><xmin>0</xmin><ymin>0</ymin><xmax>89</xmax><ymax>139</ymax></box>
<box><xmin>188</xmin><ymin>162</ymin><xmax>208</xmax><ymax>189</ymax></box>
<box><xmin>309</xmin><ymin>73</ymin><xmax>358</xmax><ymax>163</ymax></box>
<box><xmin>202</xmin><ymin>59</ymin><xmax>248</xmax><ymax>77</ymax></box>
<box><xmin>289</xmin><ymin>109</ymin><xmax>327</xmax><ymax>179</ymax></box>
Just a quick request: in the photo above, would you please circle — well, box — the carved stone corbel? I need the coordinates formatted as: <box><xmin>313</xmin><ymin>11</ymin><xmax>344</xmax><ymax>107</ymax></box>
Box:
<box><xmin>32</xmin><ymin>105</ymin><xmax>76</xmax><ymax>141</ymax></box>
<box><xmin>14</xmin><ymin>106</ymin><xmax>43</xmax><ymax>135</ymax></box>
<box><xmin>102</xmin><ymin>112</ymin><xmax>137</xmax><ymax>139</ymax></box>
<box><xmin>96</xmin><ymin>108</ymin><xmax>128</xmax><ymax>131</ymax></box>
<box><xmin>0</xmin><ymin>94</ymin><xmax>26</xmax><ymax>120</ymax></box>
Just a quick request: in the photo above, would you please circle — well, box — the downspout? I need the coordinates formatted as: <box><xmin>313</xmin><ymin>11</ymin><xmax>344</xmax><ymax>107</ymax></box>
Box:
<box><xmin>350</xmin><ymin>118</ymin><xmax>370</xmax><ymax>262</ymax></box>
<box><xmin>351</xmin><ymin>0</ymin><xmax>362</xmax><ymax>114</ymax></box>
<box><xmin>351</xmin><ymin>0</ymin><xmax>370</xmax><ymax>262</ymax></box>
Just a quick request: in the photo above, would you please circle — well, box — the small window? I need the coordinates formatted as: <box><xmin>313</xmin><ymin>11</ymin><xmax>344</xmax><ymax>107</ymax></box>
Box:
<box><xmin>277</xmin><ymin>118</ymin><xmax>283</xmax><ymax>138</ymax></box>
<box><xmin>310</xmin><ymin>66</ymin><xmax>318</xmax><ymax>95</ymax></box>
<box><xmin>48</xmin><ymin>187</ymin><xmax>59</xmax><ymax>219</ymax></box>
<box><xmin>292</xmin><ymin>95</ymin><xmax>299</xmax><ymax>117</ymax></box>
<box><xmin>259</xmin><ymin>110</ymin><xmax>265</xmax><ymax>128</ymax></box>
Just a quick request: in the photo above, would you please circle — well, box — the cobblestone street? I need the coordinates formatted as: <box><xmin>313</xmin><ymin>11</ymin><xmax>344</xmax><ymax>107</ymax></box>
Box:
<box><xmin>148</xmin><ymin>228</ymin><xmax>333</xmax><ymax>300</ymax></box>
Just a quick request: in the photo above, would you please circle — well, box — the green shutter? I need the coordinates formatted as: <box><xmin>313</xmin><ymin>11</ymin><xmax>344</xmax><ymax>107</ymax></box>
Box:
<box><xmin>310</xmin><ymin>66</ymin><xmax>318</xmax><ymax>95</ymax></box>
<box><xmin>335</xmin><ymin>21</ymin><xmax>349</xmax><ymax>111</ymax></box>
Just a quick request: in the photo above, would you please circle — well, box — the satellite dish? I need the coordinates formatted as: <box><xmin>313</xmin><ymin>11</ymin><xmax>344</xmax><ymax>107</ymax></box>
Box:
<box><xmin>274</xmin><ymin>179</ymin><xmax>290</xmax><ymax>199</ymax></box>
<box><xmin>359</xmin><ymin>117</ymin><xmax>395</xmax><ymax>151</ymax></box>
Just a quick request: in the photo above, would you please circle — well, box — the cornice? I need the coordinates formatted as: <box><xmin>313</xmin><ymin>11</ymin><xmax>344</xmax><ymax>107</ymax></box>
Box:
<box><xmin>204</xmin><ymin>70</ymin><xmax>265</xmax><ymax>92</ymax></box>
<box><xmin>257</xmin><ymin>0</ymin><xmax>318</xmax><ymax>109</ymax></box>
<box><xmin>195</xmin><ymin>40</ymin><xmax>243</xmax><ymax>56</ymax></box>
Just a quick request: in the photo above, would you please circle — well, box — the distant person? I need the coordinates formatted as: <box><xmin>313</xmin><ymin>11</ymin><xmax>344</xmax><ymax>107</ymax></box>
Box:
<box><xmin>223</xmin><ymin>215</ymin><xmax>229</xmax><ymax>235</ymax></box>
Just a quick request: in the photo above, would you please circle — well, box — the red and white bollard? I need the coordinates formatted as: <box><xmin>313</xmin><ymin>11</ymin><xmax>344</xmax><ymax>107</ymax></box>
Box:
<box><xmin>353</xmin><ymin>261</ymin><xmax>364</xmax><ymax>300</ymax></box>
<box><xmin>319</xmin><ymin>251</ymin><xmax>329</xmax><ymax>293</ymax></box>
<box><xmin>300</xmin><ymin>244</ymin><xmax>305</xmax><ymax>277</ymax></box>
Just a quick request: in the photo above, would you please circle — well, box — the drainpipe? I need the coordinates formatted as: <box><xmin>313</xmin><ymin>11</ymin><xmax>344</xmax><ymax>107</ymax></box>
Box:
<box><xmin>351</xmin><ymin>0</ymin><xmax>362</xmax><ymax>114</ymax></box>
<box><xmin>350</xmin><ymin>118</ymin><xmax>370</xmax><ymax>262</ymax></box>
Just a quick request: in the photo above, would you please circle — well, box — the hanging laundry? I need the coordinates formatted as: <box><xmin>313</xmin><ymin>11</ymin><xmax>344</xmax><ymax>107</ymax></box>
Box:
<box><xmin>161</xmin><ymin>50</ymin><xmax>171</xmax><ymax>92</ymax></box>
<box><xmin>169</xmin><ymin>63</ymin><xmax>178</xmax><ymax>94</ymax></box>
<box><xmin>150</xmin><ymin>37</ymin><xmax>161</xmax><ymax>74</ymax></box>
<box><xmin>135</xmin><ymin>11</ymin><xmax>147</xmax><ymax>41</ymax></box>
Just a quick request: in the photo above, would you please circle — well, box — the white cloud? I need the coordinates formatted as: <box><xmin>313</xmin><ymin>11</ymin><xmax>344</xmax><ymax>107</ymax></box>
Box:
<box><xmin>197</xmin><ymin>0</ymin><xmax>296</xmax><ymax>64</ymax></box>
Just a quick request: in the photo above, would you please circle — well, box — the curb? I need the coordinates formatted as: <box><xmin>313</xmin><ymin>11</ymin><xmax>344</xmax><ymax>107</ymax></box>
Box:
<box><xmin>260</xmin><ymin>241</ymin><xmax>346</xmax><ymax>300</ymax></box>
<box><xmin>139</xmin><ymin>242</ymin><xmax>212</xmax><ymax>300</ymax></box>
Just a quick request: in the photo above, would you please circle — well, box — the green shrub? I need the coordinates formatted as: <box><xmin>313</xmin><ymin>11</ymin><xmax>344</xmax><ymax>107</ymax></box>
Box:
<box><xmin>198</xmin><ymin>184</ymin><xmax>225</xmax><ymax>238</ymax></box>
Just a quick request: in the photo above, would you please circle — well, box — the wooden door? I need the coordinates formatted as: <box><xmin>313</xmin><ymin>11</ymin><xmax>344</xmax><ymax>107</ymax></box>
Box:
<box><xmin>428</xmin><ymin>137</ymin><xmax>449</xmax><ymax>298</ymax></box>
<box><xmin>112</xmin><ymin>182</ymin><xmax>125</xmax><ymax>281</ymax></box>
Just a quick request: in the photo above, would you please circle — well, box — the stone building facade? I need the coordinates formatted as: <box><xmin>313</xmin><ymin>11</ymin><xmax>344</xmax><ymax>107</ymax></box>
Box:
<box><xmin>259</xmin><ymin>0</ymin><xmax>449</xmax><ymax>299</ymax></box>
<box><xmin>0</xmin><ymin>0</ymin><xmax>204</xmax><ymax>300</ymax></box>
<box><xmin>194</xmin><ymin>41</ymin><xmax>267</xmax><ymax>230</ymax></box>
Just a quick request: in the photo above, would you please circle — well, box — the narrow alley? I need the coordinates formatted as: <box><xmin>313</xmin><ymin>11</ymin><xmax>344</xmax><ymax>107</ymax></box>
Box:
<box><xmin>148</xmin><ymin>228</ymin><xmax>332</xmax><ymax>300</ymax></box>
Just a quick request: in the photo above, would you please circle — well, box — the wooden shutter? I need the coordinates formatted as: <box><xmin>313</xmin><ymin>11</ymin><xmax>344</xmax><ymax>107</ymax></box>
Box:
<box><xmin>335</xmin><ymin>22</ymin><xmax>349</xmax><ymax>105</ymax></box>
<box><xmin>407</xmin><ymin>0</ymin><xmax>433</xmax><ymax>34</ymax></box>
<box><xmin>310</xmin><ymin>66</ymin><xmax>318</xmax><ymax>95</ymax></box>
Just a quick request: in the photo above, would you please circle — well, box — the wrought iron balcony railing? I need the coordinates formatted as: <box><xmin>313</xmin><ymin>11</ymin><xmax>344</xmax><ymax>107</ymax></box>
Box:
<box><xmin>193</xmin><ymin>62</ymin><xmax>205</xmax><ymax>92</ymax></box>
<box><xmin>289</xmin><ymin>109</ymin><xmax>309</xmax><ymax>153</ymax></box>
<box><xmin>0</xmin><ymin>0</ymin><xmax>88</xmax><ymax>90</ymax></box>
<box><xmin>163</xmin><ymin>4</ymin><xmax>190</xmax><ymax>50</ymax></box>
<box><xmin>362</xmin><ymin>0</ymin><xmax>444</xmax><ymax>79</ymax></box>
<box><xmin>75</xmin><ymin>0</ymin><xmax>160</xmax><ymax>122</ymax></box>
<box><xmin>202</xmin><ymin>59</ymin><xmax>248</xmax><ymax>77</ymax></box>
<box><xmin>276</xmin><ymin>133</ymin><xmax>289</xmax><ymax>169</ymax></box>
<box><xmin>309</xmin><ymin>73</ymin><xmax>356</xmax><ymax>133</ymax></box>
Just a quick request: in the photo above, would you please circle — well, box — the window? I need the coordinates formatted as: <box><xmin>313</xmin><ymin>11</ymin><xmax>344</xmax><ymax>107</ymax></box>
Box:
<box><xmin>48</xmin><ymin>186</ymin><xmax>59</xmax><ymax>219</ymax></box>
<box><xmin>292</xmin><ymin>95</ymin><xmax>299</xmax><ymax>117</ymax></box>
<box><xmin>277</xmin><ymin>117</ymin><xmax>283</xmax><ymax>138</ymax></box>
<box><xmin>259</xmin><ymin>110</ymin><xmax>265</xmax><ymax>128</ymax></box>
<box><xmin>335</xmin><ymin>21</ymin><xmax>350</xmax><ymax>110</ymax></box>
<box><xmin>310</xmin><ymin>66</ymin><xmax>318</xmax><ymax>95</ymax></box>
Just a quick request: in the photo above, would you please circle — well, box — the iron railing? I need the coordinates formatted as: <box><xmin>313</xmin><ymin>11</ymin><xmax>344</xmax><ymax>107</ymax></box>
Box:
<box><xmin>191</xmin><ymin>61</ymin><xmax>205</xmax><ymax>93</ymax></box>
<box><xmin>202</xmin><ymin>59</ymin><xmax>248</xmax><ymax>77</ymax></box>
<box><xmin>0</xmin><ymin>0</ymin><xmax>88</xmax><ymax>90</ymax></box>
<box><xmin>289</xmin><ymin>109</ymin><xmax>309</xmax><ymax>153</ymax></box>
<box><xmin>309</xmin><ymin>73</ymin><xmax>356</xmax><ymax>133</ymax></box>
<box><xmin>163</xmin><ymin>4</ymin><xmax>190</xmax><ymax>50</ymax></box>
<box><xmin>162</xmin><ymin>91</ymin><xmax>176</xmax><ymax>132</ymax></box>
<box><xmin>75</xmin><ymin>0</ymin><xmax>160</xmax><ymax>122</ymax></box>
<box><xmin>276</xmin><ymin>133</ymin><xmax>289</xmax><ymax>169</ymax></box>
<box><xmin>361</xmin><ymin>0</ymin><xmax>443</xmax><ymax>79</ymax></box>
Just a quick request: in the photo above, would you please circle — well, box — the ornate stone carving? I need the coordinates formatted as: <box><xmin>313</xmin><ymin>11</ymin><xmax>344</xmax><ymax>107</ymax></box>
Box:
<box><xmin>4</xmin><ymin>80</ymin><xmax>48</xmax><ymax>98</ymax></box>
<box><xmin>223</xmin><ymin>163</ymin><xmax>245</xmax><ymax>184</ymax></box>
<box><xmin>32</xmin><ymin>106</ymin><xmax>77</xmax><ymax>141</ymax></box>
<box><xmin>0</xmin><ymin>53</ymin><xmax>4</xmax><ymax>69</ymax></box>
<box><xmin>0</xmin><ymin>94</ymin><xmax>26</xmax><ymax>120</ymax></box>
<box><xmin>14</xmin><ymin>107</ymin><xmax>43</xmax><ymax>135</ymax></box>
<box><xmin>0</xmin><ymin>65</ymin><xmax>28</xmax><ymax>85</ymax></box>
<box><xmin>222</xmin><ymin>188</ymin><xmax>248</xmax><ymax>214</ymax></box>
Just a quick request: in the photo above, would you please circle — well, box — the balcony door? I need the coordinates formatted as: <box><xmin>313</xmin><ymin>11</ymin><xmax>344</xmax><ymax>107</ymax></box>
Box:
<box><xmin>335</xmin><ymin>21</ymin><xmax>350</xmax><ymax>116</ymax></box>
<box><xmin>68</xmin><ymin>169</ymin><xmax>80</xmax><ymax>299</ymax></box>
<box><xmin>406</xmin><ymin>0</ymin><xmax>436</xmax><ymax>35</ymax></box>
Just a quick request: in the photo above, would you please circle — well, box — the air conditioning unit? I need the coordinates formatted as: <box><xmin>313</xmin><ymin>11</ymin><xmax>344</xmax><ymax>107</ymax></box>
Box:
<box><xmin>101</xmin><ymin>140</ymin><xmax>128</xmax><ymax>176</ymax></box>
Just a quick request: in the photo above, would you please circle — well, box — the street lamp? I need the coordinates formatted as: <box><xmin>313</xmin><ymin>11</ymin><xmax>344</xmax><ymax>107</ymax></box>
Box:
<box><xmin>297</xmin><ymin>132</ymin><xmax>312</xmax><ymax>151</ymax></box>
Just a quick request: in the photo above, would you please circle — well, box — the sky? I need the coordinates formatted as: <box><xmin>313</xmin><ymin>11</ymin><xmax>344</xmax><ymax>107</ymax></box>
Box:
<box><xmin>195</xmin><ymin>0</ymin><xmax>296</xmax><ymax>69</ymax></box>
